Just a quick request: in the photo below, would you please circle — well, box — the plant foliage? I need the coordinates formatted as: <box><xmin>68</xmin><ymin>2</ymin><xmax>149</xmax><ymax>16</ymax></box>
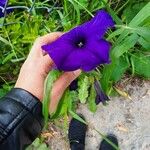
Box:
<box><xmin>0</xmin><ymin>0</ymin><xmax>150</xmax><ymax>149</ymax></box>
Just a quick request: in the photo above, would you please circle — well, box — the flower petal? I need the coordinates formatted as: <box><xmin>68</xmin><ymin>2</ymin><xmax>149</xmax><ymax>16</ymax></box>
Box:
<box><xmin>91</xmin><ymin>10</ymin><xmax>115</xmax><ymax>29</ymax></box>
<box><xmin>42</xmin><ymin>9</ymin><xmax>114</xmax><ymax>71</ymax></box>
<box><xmin>0</xmin><ymin>1</ymin><xmax>5</xmax><ymax>18</ymax></box>
<box><xmin>87</xmin><ymin>38</ymin><xmax>111</xmax><ymax>64</ymax></box>
<box><xmin>60</xmin><ymin>50</ymin><xmax>99</xmax><ymax>71</ymax></box>
<box><xmin>0</xmin><ymin>0</ymin><xmax>6</xmax><ymax>6</ymax></box>
<box><xmin>94</xmin><ymin>80</ymin><xmax>109</xmax><ymax>105</ymax></box>
<box><xmin>79</xmin><ymin>10</ymin><xmax>115</xmax><ymax>38</ymax></box>
<box><xmin>42</xmin><ymin>37</ymin><xmax>74</xmax><ymax>68</ymax></box>
<box><xmin>69</xmin><ymin>79</ymin><xmax>78</xmax><ymax>91</ymax></box>
<box><xmin>0</xmin><ymin>1</ymin><xmax>14</xmax><ymax>18</ymax></box>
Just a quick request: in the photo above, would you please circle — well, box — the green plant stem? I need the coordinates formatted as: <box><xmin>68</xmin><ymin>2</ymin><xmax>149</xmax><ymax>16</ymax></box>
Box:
<box><xmin>5</xmin><ymin>30</ymin><xmax>18</xmax><ymax>60</ymax></box>
<box><xmin>116</xmin><ymin>0</ymin><xmax>130</xmax><ymax>14</ymax></box>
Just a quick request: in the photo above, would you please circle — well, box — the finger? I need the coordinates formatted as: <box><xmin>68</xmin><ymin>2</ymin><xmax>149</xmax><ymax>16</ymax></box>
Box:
<box><xmin>30</xmin><ymin>32</ymin><xmax>63</xmax><ymax>57</ymax></box>
<box><xmin>39</xmin><ymin>32</ymin><xmax>63</xmax><ymax>45</ymax></box>
<box><xmin>49</xmin><ymin>69</ymin><xmax>81</xmax><ymax>113</ymax></box>
<box><xmin>43</xmin><ymin>54</ymin><xmax>54</xmax><ymax>72</ymax></box>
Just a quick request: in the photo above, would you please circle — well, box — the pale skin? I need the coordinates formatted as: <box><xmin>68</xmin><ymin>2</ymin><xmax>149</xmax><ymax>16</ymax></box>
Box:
<box><xmin>15</xmin><ymin>32</ymin><xmax>81</xmax><ymax>113</ymax></box>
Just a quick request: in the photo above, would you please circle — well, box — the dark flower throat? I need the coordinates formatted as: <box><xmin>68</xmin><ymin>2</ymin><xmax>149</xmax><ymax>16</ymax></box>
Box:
<box><xmin>78</xmin><ymin>42</ymin><xmax>84</xmax><ymax>47</ymax></box>
<box><xmin>75</xmin><ymin>37</ymin><xmax>86</xmax><ymax>48</ymax></box>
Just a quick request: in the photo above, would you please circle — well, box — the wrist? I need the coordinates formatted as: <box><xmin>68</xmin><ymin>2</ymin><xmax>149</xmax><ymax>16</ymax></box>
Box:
<box><xmin>15</xmin><ymin>71</ymin><xmax>44</xmax><ymax>101</ymax></box>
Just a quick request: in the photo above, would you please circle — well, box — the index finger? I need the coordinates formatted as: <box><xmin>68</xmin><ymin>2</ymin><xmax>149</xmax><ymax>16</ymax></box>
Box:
<box><xmin>30</xmin><ymin>32</ymin><xmax>63</xmax><ymax>57</ymax></box>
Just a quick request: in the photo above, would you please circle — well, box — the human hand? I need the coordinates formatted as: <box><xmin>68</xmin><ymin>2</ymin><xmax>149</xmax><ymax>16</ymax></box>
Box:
<box><xmin>15</xmin><ymin>32</ymin><xmax>81</xmax><ymax>113</ymax></box>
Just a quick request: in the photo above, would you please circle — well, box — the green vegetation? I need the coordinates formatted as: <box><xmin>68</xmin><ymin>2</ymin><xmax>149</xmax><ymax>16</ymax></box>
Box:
<box><xmin>0</xmin><ymin>0</ymin><xmax>150</xmax><ymax>149</ymax></box>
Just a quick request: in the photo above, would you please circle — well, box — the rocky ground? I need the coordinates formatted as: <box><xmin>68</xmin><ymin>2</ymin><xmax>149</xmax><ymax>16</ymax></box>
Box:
<box><xmin>46</xmin><ymin>78</ymin><xmax>150</xmax><ymax>150</ymax></box>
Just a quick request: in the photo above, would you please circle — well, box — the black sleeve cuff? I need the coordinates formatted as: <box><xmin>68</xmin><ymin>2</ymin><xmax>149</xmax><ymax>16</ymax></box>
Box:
<box><xmin>0</xmin><ymin>88</ymin><xmax>44</xmax><ymax>149</ymax></box>
<box><xmin>4</xmin><ymin>88</ymin><xmax>44</xmax><ymax>128</ymax></box>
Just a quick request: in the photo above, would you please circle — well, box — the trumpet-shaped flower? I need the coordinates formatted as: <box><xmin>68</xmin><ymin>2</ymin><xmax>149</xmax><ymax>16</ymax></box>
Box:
<box><xmin>42</xmin><ymin>10</ymin><xmax>115</xmax><ymax>71</ymax></box>
<box><xmin>94</xmin><ymin>80</ymin><xmax>109</xmax><ymax>105</ymax></box>
<box><xmin>0</xmin><ymin>0</ymin><xmax>6</xmax><ymax>17</ymax></box>
<box><xmin>0</xmin><ymin>0</ymin><xmax>6</xmax><ymax>5</ymax></box>
<box><xmin>0</xmin><ymin>0</ymin><xmax>13</xmax><ymax>18</ymax></box>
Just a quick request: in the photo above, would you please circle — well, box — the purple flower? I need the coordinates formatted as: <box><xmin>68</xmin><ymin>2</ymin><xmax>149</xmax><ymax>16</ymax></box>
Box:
<box><xmin>94</xmin><ymin>80</ymin><xmax>109</xmax><ymax>105</ymax></box>
<box><xmin>0</xmin><ymin>0</ymin><xmax>6</xmax><ymax>6</ymax></box>
<box><xmin>0</xmin><ymin>0</ymin><xmax>12</xmax><ymax>18</ymax></box>
<box><xmin>0</xmin><ymin>0</ymin><xmax>6</xmax><ymax>17</ymax></box>
<box><xmin>69</xmin><ymin>79</ymin><xmax>78</xmax><ymax>91</ymax></box>
<box><xmin>42</xmin><ymin>10</ymin><xmax>114</xmax><ymax>71</ymax></box>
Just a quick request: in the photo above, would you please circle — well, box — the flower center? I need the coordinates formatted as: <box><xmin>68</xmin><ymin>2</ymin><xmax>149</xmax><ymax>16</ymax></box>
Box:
<box><xmin>78</xmin><ymin>42</ymin><xmax>84</xmax><ymax>48</ymax></box>
<box><xmin>75</xmin><ymin>37</ymin><xmax>86</xmax><ymax>48</ymax></box>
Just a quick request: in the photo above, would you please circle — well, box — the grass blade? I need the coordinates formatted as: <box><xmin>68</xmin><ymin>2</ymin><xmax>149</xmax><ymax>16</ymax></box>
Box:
<box><xmin>71</xmin><ymin>0</ymin><xmax>94</xmax><ymax>17</ymax></box>
<box><xmin>0</xmin><ymin>36</ymin><xmax>11</xmax><ymax>45</ymax></box>
<box><xmin>42</xmin><ymin>70</ymin><xmax>61</xmax><ymax>127</ymax></box>
<box><xmin>69</xmin><ymin>110</ymin><xmax>87</xmax><ymax>124</ymax></box>
<box><xmin>94</xmin><ymin>128</ymin><xmax>120</xmax><ymax>150</ymax></box>
<box><xmin>112</xmin><ymin>33</ymin><xmax>139</xmax><ymax>58</ymax></box>
<box><xmin>129</xmin><ymin>2</ymin><xmax>150</xmax><ymax>27</ymax></box>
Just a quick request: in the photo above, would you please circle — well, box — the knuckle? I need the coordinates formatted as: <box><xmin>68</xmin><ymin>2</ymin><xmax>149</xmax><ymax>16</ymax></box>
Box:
<box><xmin>50</xmin><ymin>32</ymin><xmax>63</xmax><ymax>38</ymax></box>
<box><xmin>65</xmin><ymin>72</ymin><xmax>76</xmax><ymax>82</ymax></box>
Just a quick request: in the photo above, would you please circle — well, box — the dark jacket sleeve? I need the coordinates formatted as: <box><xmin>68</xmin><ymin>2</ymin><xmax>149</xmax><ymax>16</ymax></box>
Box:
<box><xmin>0</xmin><ymin>88</ymin><xmax>44</xmax><ymax>150</ymax></box>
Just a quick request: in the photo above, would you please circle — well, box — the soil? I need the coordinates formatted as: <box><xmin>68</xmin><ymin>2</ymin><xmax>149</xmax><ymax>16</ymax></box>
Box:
<box><xmin>46</xmin><ymin>78</ymin><xmax>150</xmax><ymax>150</ymax></box>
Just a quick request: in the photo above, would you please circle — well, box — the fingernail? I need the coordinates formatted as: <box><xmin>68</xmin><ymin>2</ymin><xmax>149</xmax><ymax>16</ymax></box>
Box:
<box><xmin>73</xmin><ymin>69</ymin><xmax>81</xmax><ymax>77</ymax></box>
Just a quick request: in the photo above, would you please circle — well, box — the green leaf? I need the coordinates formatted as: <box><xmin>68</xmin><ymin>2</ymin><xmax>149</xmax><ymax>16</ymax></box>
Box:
<box><xmin>69</xmin><ymin>110</ymin><xmax>87</xmax><ymax>124</ymax></box>
<box><xmin>123</xmin><ymin>1</ymin><xmax>148</xmax><ymax>23</ymax></box>
<box><xmin>107</xmin><ymin>28</ymin><xmax>124</xmax><ymax>40</ymax></box>
<box><xmin>56</xmin><ymin>10</ymin><xmax>72</xmax><ymax>31</ymax></box>
<box><xmin>138</xmin><ymin>37</ymin><xmax>150</xmax><ymax>50</ymax></box>
<box><xmin>42</xmin><ymin>70</ymin><xmax>61</xmax><ymax>126</ymax></box>
<box><xmin>134</xmin><ymin>27</ymin><xmax>150</xmax><ymax>41</ymax></box>
<box><xmin>2</xmin><ymin>53</ymin><xmax>15</xmax><ymax>64</ymax></box>
<box><xmin>50</xmin><ymin>90</ymin><xmax>72</xmax><ymax>119</ymax></box>
<box><xmin>69</xmin><ymin>91</ymin><xmax>78</xmax><ymax>110</ymax></box>
<box><xmin>78</xmin><ymin>0</ymin><xmax>88</xmax><ymax>9</ymax></box>
<box><xmin>111</xmin><ymin>57</ymin><xmax>129</xmax><ymax>82</ymax></box>
<box><xmin>101</xmin><ymin>60</ymin><xmax>116</xmax><ymax>93</ymax></box>
<box><xmin>129</xmin><ymin>2</ymin><xmax>150</xmax><ymax>27</ymax></box>
<box><xmin>26</xmin><ymin>138</ymin><xmax>49</xmax><ymax>150</ymax></box>
<box><xmin>67</xmin><ymin>0</ymin><xmax>81</xmax><ymax>25</ymax></box>
<box><xmin>78</xmin><ymin>76</ymin><xmax>90</xmax><ymax>103</ymax></box>
<box><xmin>112</xmin><ymin>33</ymin><xmax>139</xmax><ymax>58</ymax></box>
<box><xmin>87</xmin><ymin>0</ymin><xmax>105</xmax><ymax>12</ymax></box>
<box><xmin>130</xmin><ymin>53</ymin><xmax>150</xmax><ymax>78</ymax></box>
<box><xmin>72</xmin><ymin>0</ymin><xmax>94</xmax><ymax>17</ymax></box>
<box><xmin>37</xmin><ymin>143</ymin><xmax>49</xmax><ymax>150</ymax></box>
<box><xmin>0</xmin><ymin>36</ymin><xmax>11</xmax><ymax>45</ymax></box>
<box><xmin>102</xmin><ymin>32</ymin><xmax>138</xmax><ymax>92</ymax></box>
<box><xmin>88</xmin><ymin>85</ymin><xmax>97</xmax><ymax>113</ymax></box>
<box><xmin>0</xmin><ymin>89</ymin><xmax>7</xmax><ymax>98</ymax></box>
<box><xmin>107</xmin><ymin>7</ymin><xmax>123</xmax><ymax>25</ymax></box>
<box><xmin>94</xmin><ymin>128</ymin><xmax>120</xmax><ymax>150</ymax></box>
<box><xmin>114</xmin><ymin>3</ymin><xmax>150</xmax><ymax>44</ymax></box>
<box><xmin>32</xmin><ymin>138</ymin><xmax>41</xmax><ymax>147</ymax></box>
